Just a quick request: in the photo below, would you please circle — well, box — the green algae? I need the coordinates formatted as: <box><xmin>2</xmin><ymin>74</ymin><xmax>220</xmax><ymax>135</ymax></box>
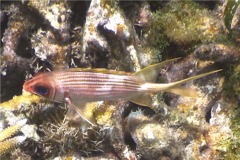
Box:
<box><xmin>215</xmin><ymin>57</ymin><xmax>240</xmax><ymax>158</ymax></box>
<box><xmin>232</xmin><ymin>65</ymin><xmax>240</xmax><ymax>95</ymax></box>
<box><xmin>146</xmin><ymin>11</ymin><xmax>169</xmax><ymax>54</ymax></box>
<box><xmin>223</xmin><ymin>1</ymin><xmax>240</xmax><ymax>42</ymax></box>
<box><xmin>223</xmin><ymin>64</ymin><xmax>240</xmax><ymax>99</ymax></box>
<box><xmin>147</xmin><ymin>1</ymin><xmax>226</xmax><ymax>48</ymax></box>
<box><xmin>220</xmin><ymin>64</ymin><xmax>240</xmax><ymax>158</ymax></box>
<box><xmin>224</xmin><ymin>1</ymin><xmax>240</xmax><ymax>30</ymax></box>
<box><xmin>217</xmin><ymin>104</ymin><xmax>240</xmax><ymax>159</ymax></box>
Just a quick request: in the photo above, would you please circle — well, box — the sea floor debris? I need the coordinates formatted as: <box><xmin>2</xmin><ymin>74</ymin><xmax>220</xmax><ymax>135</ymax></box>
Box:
<box><xmin>1</xmin><ymin>0</ymin><xmax>240</xmax><ymax>159</ymax></box>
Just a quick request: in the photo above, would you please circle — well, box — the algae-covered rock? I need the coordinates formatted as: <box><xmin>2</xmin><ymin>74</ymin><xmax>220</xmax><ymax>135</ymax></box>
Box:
<box><xmin>148</xmin><ymin>1</ymin><xmax>226</xmax><ymax>46</ymax></box>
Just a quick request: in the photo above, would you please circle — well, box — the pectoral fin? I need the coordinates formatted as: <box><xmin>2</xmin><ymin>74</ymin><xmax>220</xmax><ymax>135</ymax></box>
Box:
<box><xmin>65</xmin><ymin>98</ymin><xmax>97</xmax><ymax>126</ymax></box>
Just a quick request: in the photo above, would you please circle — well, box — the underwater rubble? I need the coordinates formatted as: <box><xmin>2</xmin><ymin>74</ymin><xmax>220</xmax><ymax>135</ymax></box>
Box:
<box><xmin>1</xmin><ymin>0</ymin><xmax>240</xmax><ymax>160</ymax></box>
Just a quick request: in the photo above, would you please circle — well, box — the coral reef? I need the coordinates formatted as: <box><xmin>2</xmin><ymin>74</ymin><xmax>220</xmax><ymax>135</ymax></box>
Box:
<box><xmin>1</xmin><ymin>0</ymin><xmax>240</xmax><ymax>159</ymax></box>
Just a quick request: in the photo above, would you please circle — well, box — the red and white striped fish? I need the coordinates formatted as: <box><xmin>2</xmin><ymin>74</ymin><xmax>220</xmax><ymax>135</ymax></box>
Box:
<box><xmin>23</xmin><ymin>58</ymin><xmax>221</xmax><ymax>125</ymax></box>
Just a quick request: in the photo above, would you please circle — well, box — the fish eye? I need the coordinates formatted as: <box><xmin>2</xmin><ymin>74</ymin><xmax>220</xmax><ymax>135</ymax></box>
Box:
<box><xmin>34</xmin><ymin>85</ymin><xmax>49</xmax><ymax>95</ymax></box>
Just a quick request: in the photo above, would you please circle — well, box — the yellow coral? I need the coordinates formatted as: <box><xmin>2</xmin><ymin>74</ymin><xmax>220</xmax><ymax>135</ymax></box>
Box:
<box><xmin>0</xmin><ymin>119</ymin><xmax>27</xmax><ymax>155</ymax></box>
<box><xmin>94</xmin><ymin>102</ymin><xmax>116</xmax><ymax>126</ymax></box>
<box><xmin>0</xmin><ymin>136</ymin><xmax>26</xmax><ymax>155</ymax></box>
<box><xmin>0</xmin><ymin>91</ymin><xmax>42</xmax><ymax>110</ymax></box>
<box><xmin>177</xmin><ymin>98</ymin><xmax>198</xmax><ymax>114</ymax></box>
<box><xmin>0</xmin><ymin>119</ymin><xmax>27</xmax><ymax>142</ymax></box>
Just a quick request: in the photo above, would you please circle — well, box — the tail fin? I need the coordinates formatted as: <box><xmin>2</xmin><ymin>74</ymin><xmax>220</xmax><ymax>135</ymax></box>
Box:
<box><xmin>149</xmin><ymin>69</ymin><xmax>222</xmax><ymax>97</ymax></box>
<box><xmin>130</xmin><ymin>59</ymin><xmax>221</xmax><ymax>106</ymax></box>
<box><xmin>165</xmin><ymin>86</ymin><xmax>199</xmax><ymax>97</ymax></box>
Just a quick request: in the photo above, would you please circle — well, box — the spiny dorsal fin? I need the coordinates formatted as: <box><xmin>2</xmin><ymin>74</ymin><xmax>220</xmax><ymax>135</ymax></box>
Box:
<box><xmin>66</xmin><ymin>68</ymin><xmax>132</xmax><ymax>75</ymax></box>
<box><xmin>134</xmin><ymin>58</ymin><xmax>180</xmax><ymax>83</ymax></box>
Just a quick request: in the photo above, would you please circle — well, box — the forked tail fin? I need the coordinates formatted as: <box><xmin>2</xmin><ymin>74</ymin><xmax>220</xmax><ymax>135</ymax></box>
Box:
<box><xmin>130</xmin><ymin>59</ymin><xmax>221</xmax><ymax>106</ymax></box>
<box><xmin>144</xmin><ymin>69</ymin><xmax>222</xmax><ymax>97</ymax></box>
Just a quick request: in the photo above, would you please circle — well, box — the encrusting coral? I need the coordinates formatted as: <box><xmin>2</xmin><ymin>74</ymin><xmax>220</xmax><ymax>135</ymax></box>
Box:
<box><xmin>0</xmin><ymin>91</ymin><xmax>42</xmax><ymax>110</ymax></box>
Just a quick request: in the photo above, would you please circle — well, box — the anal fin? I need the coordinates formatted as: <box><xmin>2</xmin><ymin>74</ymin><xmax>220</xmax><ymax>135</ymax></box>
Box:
<box><xmin>130</xmin><ymin>94</ymin><xmax>153</xmax><ymax>107</ymax></box>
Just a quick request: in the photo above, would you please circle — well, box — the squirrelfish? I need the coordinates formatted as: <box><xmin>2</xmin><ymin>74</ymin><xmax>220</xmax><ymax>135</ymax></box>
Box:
<box><xmin>23</xmin><ymin>58</ymin><xmax>221</xmax><ymax>125</ymax></box>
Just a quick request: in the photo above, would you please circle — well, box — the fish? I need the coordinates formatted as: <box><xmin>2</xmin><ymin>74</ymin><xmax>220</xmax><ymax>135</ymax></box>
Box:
<box><xmin>23</xmin><ymin>58</ymin><xmax>221</xmax><ymax>125</ymax></box>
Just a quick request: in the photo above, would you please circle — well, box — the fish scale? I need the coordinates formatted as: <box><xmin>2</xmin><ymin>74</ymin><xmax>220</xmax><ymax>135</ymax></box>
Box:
<box><xmin>53</xmin><ymin>72</ymin><xmax>141</xmax><ymax>96</ymax></box>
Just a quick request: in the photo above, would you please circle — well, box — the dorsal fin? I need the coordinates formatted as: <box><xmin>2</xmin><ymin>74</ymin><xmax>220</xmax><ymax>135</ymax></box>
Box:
<box><xmin>65</xmin><ymin>68</ymin><xmax>132</xmax><ymax>75</ymax></box>
<box><xmin>134</xmin><ymin>58</ymin><xmax>180</xmax><ymax>83</ymax></box>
